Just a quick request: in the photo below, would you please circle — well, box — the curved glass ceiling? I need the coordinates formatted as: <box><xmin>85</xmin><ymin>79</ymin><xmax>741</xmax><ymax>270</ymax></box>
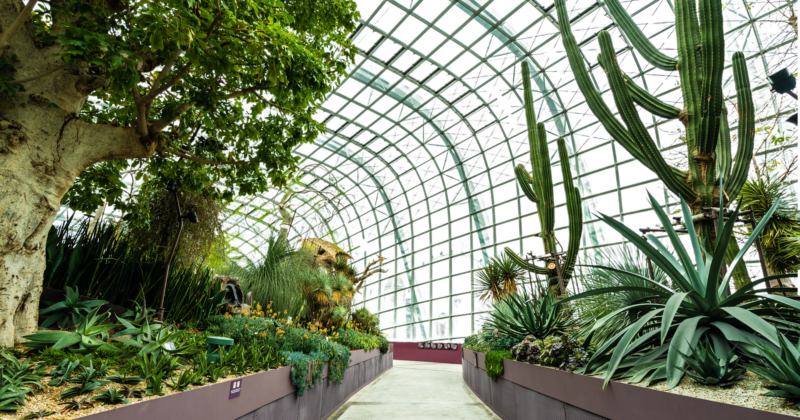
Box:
<box><xmin>57</xmin><ymin>0</ymin><xmax>797</xmax><ymax>342</ymax></box>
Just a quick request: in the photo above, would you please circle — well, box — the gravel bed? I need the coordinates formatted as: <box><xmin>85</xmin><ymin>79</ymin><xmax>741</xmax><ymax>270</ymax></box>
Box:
<box><xmin>622</xmin><ymin>371</ymin><xmax>800</xmax><ymax>417</ymax></box>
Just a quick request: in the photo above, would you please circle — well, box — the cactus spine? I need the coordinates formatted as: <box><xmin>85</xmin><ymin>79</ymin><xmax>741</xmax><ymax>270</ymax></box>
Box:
<box><xmin>555</xmin><ymin>0</ymin><xmax>756</xmax><ymax>287</ymax></box>
<box><xmin>504</xmin><ymin>62</ymin><xmax>583</xmax><ymax>294</ymax></box>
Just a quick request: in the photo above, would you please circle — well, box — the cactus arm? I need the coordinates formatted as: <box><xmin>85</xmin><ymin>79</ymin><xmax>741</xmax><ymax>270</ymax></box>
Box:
<box><xmin>557</xmin><ymin>138</ymin><xmax>582</xmax><ymax>281</ymax></box>
<box><xmin>675</xmin><ymin>0</ymin><xmax>705</xmax><ymax>194</ymax></box>
<box><xmin>716</xmin><ymin>109</ymin><xmax>732</xmax><ymax>183</ymax></box>
<box><xmin>697</xmin><ymin>0</ymin><xmax>725</xmax><ymax>155</ymax></box>
<box><xmin>514</xmin><ymin>165</ymin><xmax>539</xmax><ymax>203</ymax></box>
<box><xmin>597</xmin><ymin>31</ymin><xmax>696</xmax><ymax>200</ymax></box>
<box><xmin>504</xmin><ymin>247</ymin><xmax>549</xmax><ymax>275</ymax></box>
<box><xmin>726</xmin><ymin>52</ymin><xmax>755</xmax><ymax>199</ymax></box>
<box><xmin>622</xmin><ymin>74</ymin><xmax>681</xmax><ymax>119</ymax></box>
<box><xmin>604</xmin><ymin>0</ymin><xmax>678</xmax><ymax>71</ymax></box>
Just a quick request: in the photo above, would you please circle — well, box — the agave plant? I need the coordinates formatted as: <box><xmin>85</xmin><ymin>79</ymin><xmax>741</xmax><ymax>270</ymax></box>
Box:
<box><xmin>676</xmin><ymin>340</ymin><xmax>745</xmax><ymax>387</ymax></box>
<box><xmin>23</xmin><ymin>307</ymin><xmax>119</xmax><ymax>355</ymax></box>
<box><xmin>92</xmin><ymin>387</ymin><xmax>130</xmax><ymax>405</ymax></box>
<box><xmin>0</xmin><ymin>383</ymin><xmax>29</xmax><ymax>411</ymax></box>
<box><xmin>39</xmin><ymin>286</ymin><xmax>107</xmax><ymax>329</ymax></box>
<box><xmin>112</xmin><ymin>321</ymin><xmax>187</xmax><ymax>356</ymax></box>
<box><xmin>747</xmin><ymin>332</ymin><xmax>800</xmax><ymax>402</ymax></box>
<box><xmin>483</xmin><ymin>289</ymin><xmax>573</xmax><ymax>342</ymax></box>
<box><xmin>46</xmin><ymin>359</ymin><xmax>81</xmax><ymax>387</ymax></box>
<box><xmin>562</xmin><ymin>188</ymin><xmax>799</xmax><ymax>389</ymax></box>
<box><xmin>474</xmin><ymin>255</ymin><xmax>524</xmax><ymax>304</ymax></box>
<box><xmin>21</xmin><ymin>410</ymin><xmax>55</xmax><ymax>419</ymax></box>
<box><xmin>58</xmin><ymin>397</ymin><xmax>94</xmax><ymax>415</ymax></box>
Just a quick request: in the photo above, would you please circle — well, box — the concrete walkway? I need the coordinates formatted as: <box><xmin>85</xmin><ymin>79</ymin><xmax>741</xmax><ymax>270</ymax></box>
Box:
<box><xmin>329</xmin><ymin>360</ymin><xmax>500</xmax><ymax>419</ymax></box>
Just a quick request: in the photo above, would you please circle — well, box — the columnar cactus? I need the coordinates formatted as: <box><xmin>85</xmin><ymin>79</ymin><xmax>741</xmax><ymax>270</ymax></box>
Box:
<box><xmin>554</xmin><ymin>0</ymin><xmax>756</xmax><ymax>287</ymax></box>
<box><xmin>504</xmin><ymin>62</ymin><xmax>583</xmax><ymax>294</ymax></box>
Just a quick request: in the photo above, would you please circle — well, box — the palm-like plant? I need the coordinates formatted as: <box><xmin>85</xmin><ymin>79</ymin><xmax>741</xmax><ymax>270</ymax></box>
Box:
<box><xmin>562</xmin><ymin>189</ymin><xmax>799</xmax><ymax>389</ymax></box>
<box><xmin>483</xmin><ymin>289</ymin><xmax>573</xmax><ymax>342</ymax></box>
<box><xmin>573</xmin><ymin>245</ymin><xmax>670</xmax><ymax>344</ymax></box>
<box><xmin>475</xmin><ymin>255</ymin><xmax>524</xmax><ymax>304</ymax></box>
<box><xmin>230</xmin><ymin>236</ymin><xmax>304</xmax><ymax>314</ymax></box>
<box><xmin>39</xmin><ymin>286</ymin><xmax>107</xmax><ymax>329</ymax></box>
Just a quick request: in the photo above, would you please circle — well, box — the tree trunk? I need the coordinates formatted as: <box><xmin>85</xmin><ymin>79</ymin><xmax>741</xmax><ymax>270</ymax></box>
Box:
<box><xmin>0</xmin><ymin>0</ymin><xmax>154</xmax><ymax>345</ymax></box>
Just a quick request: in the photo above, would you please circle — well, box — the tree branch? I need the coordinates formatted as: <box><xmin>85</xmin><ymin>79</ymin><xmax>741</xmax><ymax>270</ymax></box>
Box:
<box><xmin>0</xmin><ymin>0</ymin><xmax>38</xmax><ymax>51</ymax></box>
<box><xmin>138</xmin><ymin>62</ymin><xmax>192</xmax><ymax>105</ymax></box>
<box><xmin>163</xmin><ymin>142</ymin><xmax>251</xmax><ymax>166</ymax></box>
<box><xmin>131</xmin><ymin>86</ymin><xmax>149</xmax><ymax>136</ymax></box>
<box><xmin>148</xmin><ymin>102</ymin><xmax>193</xmax><ymax>133</ymax></box>
<box><xmin>7</xmin><ymin>64</ymin><xmax>67</xmax><ymax>85</ymax></box>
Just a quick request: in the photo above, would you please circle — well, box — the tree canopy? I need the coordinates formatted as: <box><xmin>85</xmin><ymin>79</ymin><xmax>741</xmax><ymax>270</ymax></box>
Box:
<box><xmin>3</xmin><ymin>0</ymin><xmax>359</xmax><ymax>215</ymax></box>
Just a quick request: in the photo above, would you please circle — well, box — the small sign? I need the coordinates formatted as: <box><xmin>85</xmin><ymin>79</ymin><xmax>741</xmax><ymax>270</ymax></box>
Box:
<box><xmin>229</xmin><ymin>379</ymin><xmax>242</xmax><ymax>400</ymax></box>
<box><xmin>164</xmin><ymin>342</ymin><xmax>176</xmax><ymax>351</ymax></box>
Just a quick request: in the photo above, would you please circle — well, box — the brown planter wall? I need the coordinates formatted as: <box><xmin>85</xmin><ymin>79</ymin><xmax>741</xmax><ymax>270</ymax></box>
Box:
<box><xmin>84</xmin><ymin>347</ymin><xmax>393</xmax><ymax>420</ymax></box>
<box><xmin>461</xmin><ymin>348</ymin><xmax>795</xmax><ymax>420</ymax></box>
<box><xmin>391</xmin><ymin>342</ymin><xmax>461</xmax><ymax>364</ymax></box>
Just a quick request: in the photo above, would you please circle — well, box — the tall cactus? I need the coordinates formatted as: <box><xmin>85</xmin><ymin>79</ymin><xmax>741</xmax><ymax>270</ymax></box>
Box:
<box><xmin>554</xmin><ymin>0</ymin><xmax>756</xmax><ymax>288</ymax></box>
<box><xmin>504</xmin><ymin>62</ymin><xmax>583</xmax><ymax>294</ymax></box>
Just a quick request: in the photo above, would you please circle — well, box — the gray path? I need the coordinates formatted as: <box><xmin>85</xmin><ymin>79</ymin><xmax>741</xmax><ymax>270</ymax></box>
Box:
<box><xmin>329</xmin><ymin>360</ymin><xmax>500</xmax><ymax>419</ymax></box>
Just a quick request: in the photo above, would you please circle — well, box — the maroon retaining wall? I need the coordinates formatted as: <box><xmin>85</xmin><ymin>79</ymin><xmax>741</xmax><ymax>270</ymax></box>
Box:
<box><xmin>462</xmin><ymin>348</ymin><xmax>795</xmax><ymax>420</ymax></box>
<box><xmin>391</xmin><ymin>341</ymin><xmax>461</xmax><ymax>364</ymax></box>
<box><xmin>83</xmin><ymin>347</ymin><xmax>393</xmax><ymax>420</ymax></box>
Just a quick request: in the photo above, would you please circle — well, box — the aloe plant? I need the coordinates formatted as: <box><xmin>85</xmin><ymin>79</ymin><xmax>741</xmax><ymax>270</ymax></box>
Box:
<box><xmin>92</xmin><ymin>387</ymin><xmax>130</xmax><ymax>405</ymax></box>
<box><xmin>561</xmin><ymin>188</ymin><xmax>799</xmax><ymax>389</ymax></box>
<box><xmin>23</xmin><ymin>307</ymin><xmax>119</xmax><ymax>355</ymax></box>
<box><xmin>747</xmin><ymin>332</ymin><xmax>800</xmax><ymax>402</ymax></box>
<box><xmin>555</xmin><ymin>0</ymin><xmax>755</xmax><ymax>288</ymax></box>
<box><xmin>504</xmin><ymin>62</ymin><xmax>583</xmax><ymax>294</ymax></box>
<box><xmin>39</xmin><ymin>286</ymin><xmax>107</xmax><ymax>329</ymax></box>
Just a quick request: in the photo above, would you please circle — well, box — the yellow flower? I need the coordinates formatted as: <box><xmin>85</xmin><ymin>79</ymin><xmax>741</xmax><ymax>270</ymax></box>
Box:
<box><xmin>304</xmin><ymin>335</ymin><xmax>308</xmax><ymax>339</ymax></box>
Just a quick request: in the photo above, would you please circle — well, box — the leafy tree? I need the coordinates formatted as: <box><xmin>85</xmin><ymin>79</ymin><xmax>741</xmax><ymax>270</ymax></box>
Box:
<box><xmin>0</xmin><ymin>0</ymin><xmax>358</xmax><ymax>346</ymax></box>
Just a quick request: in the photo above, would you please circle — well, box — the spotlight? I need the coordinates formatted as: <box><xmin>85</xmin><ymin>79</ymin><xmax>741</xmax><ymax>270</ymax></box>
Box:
<box><xmin>184</xmin><ymin>211</ymin><xmax>199</xmax><ymax>223</ymax></box>
<box><xmin>768</xmin><ymin>68</ymin><xmax>797</xmax><ymax>96</ymax></box>
<box><xmin>788</xmin><ymin>114</ymin><xmax>798</xmax><ymax>126</ymax></box>
<box><xmin>165</xmin><ymin>179</ymin><xmax>177</xmax><ymax>192</ymax></box>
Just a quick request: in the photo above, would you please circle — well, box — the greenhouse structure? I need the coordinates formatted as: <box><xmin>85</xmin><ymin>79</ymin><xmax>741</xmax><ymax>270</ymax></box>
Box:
<box><xmin>0</xmin><ymin>0</ymin><xmax>797</xmax><ymax>418</ymax></box>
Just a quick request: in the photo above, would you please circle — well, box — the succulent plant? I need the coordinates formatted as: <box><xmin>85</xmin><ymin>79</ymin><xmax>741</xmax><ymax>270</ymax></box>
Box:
<box><xmin>92</xmin><ymin>387</ymin><xmax>130</xmax><ymax>405</ymax></box>
<box><xmin>677</xmin><ymin>340</ymin><xmax>746</xmax><ymax>387</ymax></box>
<box><xmin>747</xmin><ymin>332</ymin><xmax>800</xmax><ymax>402</ymax></box>
<box><xmin>23</xmin><ymin>307</ymin><xmax>119</xmax><ymax>355</ymax></box>
<box><xmin>39</xmin><ymin>286</ymin><xmax>107</xmax><ymax>329</ymax></box>
<box><xmin>511</xmin><ymin>334</ymin><xmax>595</xmax><ymax>372</ymax></box>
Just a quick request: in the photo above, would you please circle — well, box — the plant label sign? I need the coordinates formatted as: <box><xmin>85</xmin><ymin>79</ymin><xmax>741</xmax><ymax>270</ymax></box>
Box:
<box><xmin>164</xmin><ymin>342</ymin><xmax>176</xmax><ymax>351</ymax></box>
<box><xmin>229</xmin><ymin>379</ymin><xmax>242</xmax><ymax>400</ymax></box>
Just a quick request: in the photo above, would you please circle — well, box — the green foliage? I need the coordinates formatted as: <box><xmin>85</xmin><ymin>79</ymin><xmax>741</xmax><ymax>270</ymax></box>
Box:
<box><xmin>105</xmin><ymin>372</ymin><xmax>143</xmax><ymax>386</ymax></box>
<box><xmin>226</xmin><ymin>237</ymin><xmax>305</xmax><ymax>316</ymax></box>
<box><xmin>483</xmin><ymin>289</ymin><xmax>573</xmax><ymax>343</ymax></box>
<box><xmin>747</xmin><ymin>332</ymin><xmax>800</xmax><ymax>402</ymax></box>
<box><xmin>39</xmin><ymin>286</ymin><xmax>107</xmax><ymax>329</ymax></box>
<box><xmin>45</xmin><ymin>218</ymin><xmax>224</xmax><ymax>326</ymax></box>
<box><xmin>58</xmin><ymin>397</ymin><xmax>95</xmax><ymax>415</ymax></box>
<box><xmin>282</xmin><ymin>351</ymin><xmax>325</xmax><ymax>397</ymax></box>
<box><xmin>351</xmin><ymin>308</ymin><xmax>380</xmax><ymax>334</ymax></box>
<box><xmin>463</xmin><ymin>334</ymin><xmax>490</xmax><ymax>353</ymax></box>
<box><xmin>20</xmin><ymin>410</ymin><xmax>55</xmax><ymax>419</ymax></box>
<box><xmin>127</xmin><ymin>189</ymin><xmax>228</xmax><ymax>268</ymax></box>
<box><xmin>13</xmin><ymin>0</ymin><xmax>365</xmax><ymax>215</ymax></box>
<box><xmin>92</xmin><ymin>387</ymin><xmax>130</xmax><ymax>405</ymax></box>
<box><xmin>504</xmin><ymin>61</ymin><xmax>583</xmax><ymax>294</ymax></box>
<box><xmin>560</xmin><ymin>191</ymin><xmax>800</xmax><ymax>389</ymax></box>
<box><xmin>739</xmin><ymin>173</ymin><xmax>800</xmax><ymax>274</ymax></box>
<box><xmin>332</xmin><ymin>328</ymin><xmax>383</xmax><ymax>353</ymax></box>
<box><xmin>168</xmin><ymin>368</ymin><xmax>204</xmax><ymax>392</ymax></box>
<box><xmin>474</xmin><ymin>255</ymin><xmax>524</xmax><ymax>304</ymax></box>
<box><xmin>23</xmin><ymin>308</ymin><xmax>120</xmax><ymax>355</ymax></box>
<box><xmin>511</xmin><ymin>334</ymin><xmax>595</xmax><ymax>373</ymax></box>
<box><xmin>485</xmin><ymin>351</ymin><xmax>512</xmax><ymax>380</ymax></box>
<box><xmin>47</xmin><ymin>360</ymin><xmax>81</xmax><ymax>387</ymax></box>
<box><xmin>112</xmin><ymin>323</ymin><xmax>188</xmax><ymax>357</ymax></box>
<box><xmin>677</xmin><ymin>340</ymin><xmax>745</xmax><ymax>387</ymax></box>
<box><xmin>573</xmin><ymin>245</ymin><xmax>670</xmax><ymax>345</ymax></box>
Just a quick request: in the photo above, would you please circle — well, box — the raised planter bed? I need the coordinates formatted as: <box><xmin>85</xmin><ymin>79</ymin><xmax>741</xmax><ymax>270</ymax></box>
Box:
<box><xmin>462</xmin><ymin>348</ymin><xmax>794</xmax><ymax>420</ymax></box>
<box><xmin>81</xmin><ymin>347</ymin><xmax>393</xmax><ymax>420</ymax></box>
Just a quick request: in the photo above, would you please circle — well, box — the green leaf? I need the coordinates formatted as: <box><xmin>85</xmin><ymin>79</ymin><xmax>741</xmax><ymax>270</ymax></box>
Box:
<box><xmin>665</xmin><ymin>315</ymin><xmax>706</xmax><ymax>389</ymax></box>
<box><xmin>53</xmin><ymin>333</ymin><xmax>82</xmax><ymax>350</ymax></box>
<box><xmin>661</xmin><ymin>292</ymin><xmax>688</xmax><ymax>345</ymax></box>
<box><xmin>721</xmin><ymin>307</ymin><xmax>779</xmax><ymax>345</ymax></box>
<box><xmin>603</xmin><ymin>309</ymin><xmax>663</xmax><ymax>388</ymax></box>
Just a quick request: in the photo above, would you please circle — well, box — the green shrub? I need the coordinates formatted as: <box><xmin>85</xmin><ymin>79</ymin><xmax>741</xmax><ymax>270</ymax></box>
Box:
<box><xmin>351</xmin><ymin>308</ymin><xmax>379</xmax><ymax>334</ymax></box>
<box><xmin>463</xmin><ymin>334</ymin><xmax>490</xmax><ymax>353</ymax></box>
<box><xmin>511</xmin><ymin>334</ymin><xmax>595</xmax><ymax>372</ymax></box>
<box><xmin>332</xmin><ymin>328</ymin><xmax>383</xmax><ymax>352</ymax></box>
<box><xmin>485</xmin><ymin>351</ymin><xmax>512</xmax><ymax>380</ymax></box>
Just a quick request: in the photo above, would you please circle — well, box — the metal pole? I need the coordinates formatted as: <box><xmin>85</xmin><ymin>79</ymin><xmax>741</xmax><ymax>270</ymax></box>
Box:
<box><xmin>157</xmin><ymin>189</ymin><xmax>184</xmax><ymax>322</ymax></box>
<box><xmin>747</xmin><ymin>205</ymin><xmax>780</xmax><ymax>291</ymax></box>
